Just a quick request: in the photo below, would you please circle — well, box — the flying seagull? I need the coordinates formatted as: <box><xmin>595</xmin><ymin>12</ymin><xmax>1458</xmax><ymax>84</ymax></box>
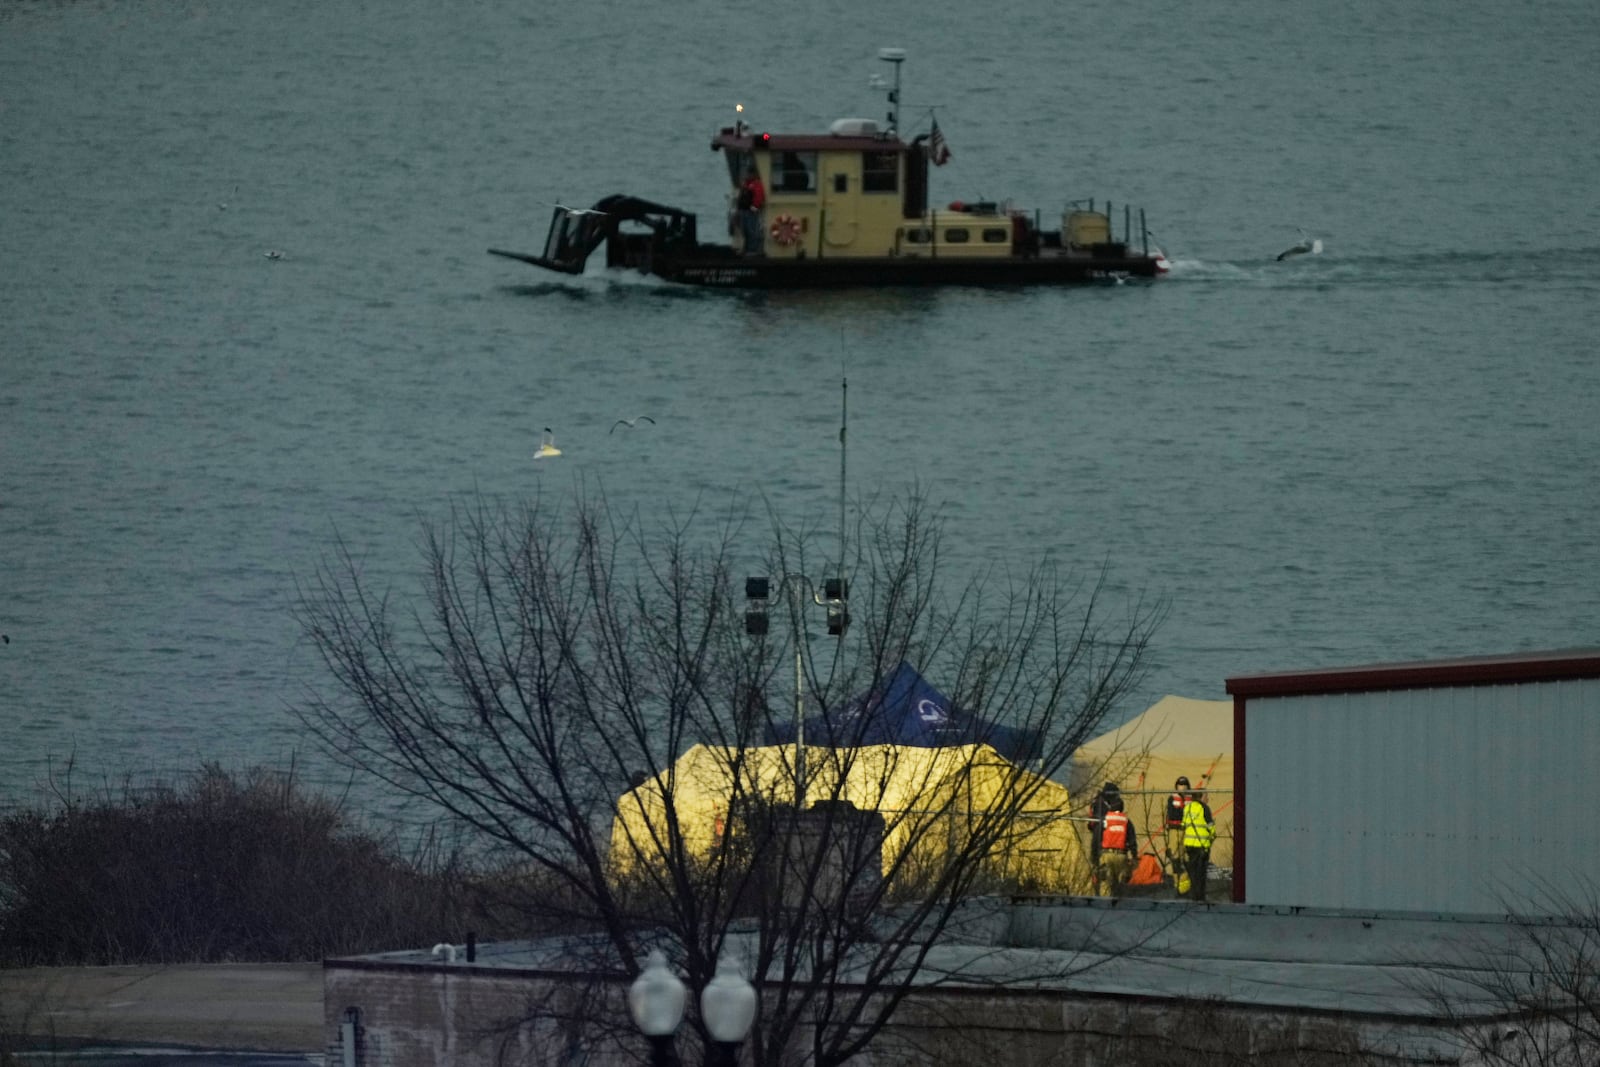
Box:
<box><xmin>1275</xmin><ymin>230</ymin><xmax>1323</xmax><ymax>261</ymax></box>
<box><xmin>610</xmin><ymin>415</ymin><xmax>656</xmax><ymax>434</ymax></box>
<box><xmin>534</xmin><ymin>428</ymin><xmax>562</xmax><ymax>459</ymax></box>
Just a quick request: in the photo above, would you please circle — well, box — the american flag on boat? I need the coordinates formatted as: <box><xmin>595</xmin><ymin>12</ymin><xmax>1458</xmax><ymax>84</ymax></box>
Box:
<box><xmin>929</xmin><ymin>119</ymin><xmax>951</xmax><ymax>166</ymax></box>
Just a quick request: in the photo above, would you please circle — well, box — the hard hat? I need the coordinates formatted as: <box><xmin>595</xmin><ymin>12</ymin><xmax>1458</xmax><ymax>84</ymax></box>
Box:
<box><xmin>1176</xmin><ymin>776</ymin><xmax>1190</xmax><ymax>787</ymax></box>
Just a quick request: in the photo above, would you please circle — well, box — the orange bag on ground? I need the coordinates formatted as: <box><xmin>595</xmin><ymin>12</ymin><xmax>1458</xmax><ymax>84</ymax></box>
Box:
<box><xmin>1128</xmin><ymin>852</ymin><xmax>1164</xmax><ymax>886</ymax></box>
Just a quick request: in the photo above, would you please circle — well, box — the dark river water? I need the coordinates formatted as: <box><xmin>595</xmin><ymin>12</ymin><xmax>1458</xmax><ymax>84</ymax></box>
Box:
<box><xmin>3</xmin><ymin>0</ymin><xmax>1598</xmax><ymax>816</ymax></box>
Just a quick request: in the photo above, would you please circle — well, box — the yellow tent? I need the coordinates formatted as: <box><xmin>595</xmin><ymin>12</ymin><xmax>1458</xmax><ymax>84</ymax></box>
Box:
<box><xmin>1071</xmin><ymin>695</ymin><xmax>1234</xmax><ymax>870</ymax></box>
<box><xmin>610</xmin><ymin>742</ymin><xmax>1086</xmax><ymax>893</ymax></box>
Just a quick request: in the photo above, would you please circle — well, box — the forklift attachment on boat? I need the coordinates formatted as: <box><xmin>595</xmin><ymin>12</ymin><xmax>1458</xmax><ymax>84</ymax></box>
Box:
<box><xmin>488</xmin><ymin>195</ymin><xmax>698</xmax><ymax>276</ymax></box>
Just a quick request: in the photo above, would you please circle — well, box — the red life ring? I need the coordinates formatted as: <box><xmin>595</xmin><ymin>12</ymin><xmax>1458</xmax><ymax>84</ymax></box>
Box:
<box><xmin>769</xmin><ymin>213</ymin><xmax>803</xmax><ymax>246</ymax></box>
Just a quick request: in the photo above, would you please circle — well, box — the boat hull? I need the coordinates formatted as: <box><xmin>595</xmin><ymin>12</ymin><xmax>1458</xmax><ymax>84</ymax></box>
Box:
<box><xmin>655</xmin><ymin>252</ymin><xmax>1161</xmax><ymax>289</ymax></box>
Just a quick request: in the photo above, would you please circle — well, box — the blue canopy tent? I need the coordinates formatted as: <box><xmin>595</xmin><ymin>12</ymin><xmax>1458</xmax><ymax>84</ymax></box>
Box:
<box><xmin>764</xmin><ymin>661</ymin><xmax>1042</xmax><ymax>764</ymax></box>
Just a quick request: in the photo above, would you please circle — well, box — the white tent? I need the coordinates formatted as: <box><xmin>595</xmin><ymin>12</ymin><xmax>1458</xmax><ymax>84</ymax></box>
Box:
<box><xmin>1071</xmin><ymin>695</ymin><xmax>1234</xmax><ymax>870</ymax></box>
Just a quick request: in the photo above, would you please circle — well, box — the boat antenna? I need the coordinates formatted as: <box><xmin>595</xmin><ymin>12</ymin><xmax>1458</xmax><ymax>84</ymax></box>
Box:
<box><xmin>877</xmin><ymin>47</ymin><xmax>906</xmax><ymax>133</ymax></box>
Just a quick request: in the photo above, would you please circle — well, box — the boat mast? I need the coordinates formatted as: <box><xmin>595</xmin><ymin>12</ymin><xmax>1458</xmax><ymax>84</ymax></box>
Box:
<box><xmin>878</xmin><ymin>47</ymin><xmax>905</xmax><ymax>133</ymax></box>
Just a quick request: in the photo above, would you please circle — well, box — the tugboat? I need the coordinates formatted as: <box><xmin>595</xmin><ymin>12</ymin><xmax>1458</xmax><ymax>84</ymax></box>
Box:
<box><xmin>489</xmin><ymin>49</ymin><xmax>1167</xmax><ymax>289</ymax></box>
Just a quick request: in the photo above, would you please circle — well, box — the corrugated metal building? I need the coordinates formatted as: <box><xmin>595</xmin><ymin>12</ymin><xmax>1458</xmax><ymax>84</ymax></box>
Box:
<box><xmin>1226</xmin><ymin>648</ymin><xmax>1600</xmax><ymax>914</ymax></box>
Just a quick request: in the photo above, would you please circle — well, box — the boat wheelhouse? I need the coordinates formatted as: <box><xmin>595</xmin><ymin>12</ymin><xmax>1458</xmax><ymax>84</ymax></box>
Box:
<box><xmin>489</xmin><ymin>51</ymin><xmax>1166</xmax><ymax>289</ymax></box>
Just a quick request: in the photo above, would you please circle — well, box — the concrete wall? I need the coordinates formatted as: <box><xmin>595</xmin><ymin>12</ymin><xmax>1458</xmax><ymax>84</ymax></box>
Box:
<box><xmin>323</xmin><ymin>947</ymin><xmax>1460</xmax><ymax>1067</ymax></box>
<box><xmin>323</xmin><ymin>891</ymin><xmax>1575</xmax><ymax>1063</ymax></box>
<box><xmin>324</xmin><ymin>963</ymin><xmax>637</xmax><ymax>1067</ymax></box>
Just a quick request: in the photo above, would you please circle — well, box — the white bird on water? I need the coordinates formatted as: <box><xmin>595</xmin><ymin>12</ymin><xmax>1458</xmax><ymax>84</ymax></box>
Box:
<box><xmin>534</xmin><ymin>428</ymin><xmax>562</xmax><ymax>459</ymax></box>
<box><xmin>610</xmin><ymin>415</ymin><xmax>656</xmax><ymax>434</ymax></box>
<box><xmin>1275</xmin><ymin>229</ymin><xmax>1323</xmax><ymax>261</ymax></box>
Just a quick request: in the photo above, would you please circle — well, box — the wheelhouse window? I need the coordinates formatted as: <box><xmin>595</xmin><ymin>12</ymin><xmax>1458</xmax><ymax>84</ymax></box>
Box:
<box><xmin>862</xmin><ymin>151</ymin><xmax>898</xmax><ymax>192</ymax></box>
<box><xmin>944</xmin><ymin>228</ymin><xmax>971</xmax><ymax>243</ymax></box>
<box><xmin>982</xmin><ymin>227</ymin><xmax>1009</xmax><ymax>243</ymax></box>
<box><xmin>772</xmin><ymin>151</ymin><xmax>817</xmax><ymax>193</ymax></box>
<box><xmin>903</xmin><ymin>228</ymin><xmax>932</xmax><ymax>244</ymax></box>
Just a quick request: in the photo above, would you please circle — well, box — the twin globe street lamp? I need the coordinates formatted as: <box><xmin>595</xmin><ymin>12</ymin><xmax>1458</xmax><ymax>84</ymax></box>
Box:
<box><xmin>628</xmin><ymin>950</ymin><xmax>758</xmax><ymax>1067</ymax></box>
<box><xmin>613</xmin><ymin>575</ymin><xmax>838</xmax><ymax>1067</ymax></box>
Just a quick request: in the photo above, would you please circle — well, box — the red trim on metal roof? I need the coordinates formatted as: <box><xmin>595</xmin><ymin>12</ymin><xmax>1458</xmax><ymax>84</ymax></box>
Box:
<box><xmin>1232</xmin><ymin>694</ymin><xmax>1246</xmax><ymax>903</ymax></box>
<box><xmin>1225</xmin><ymin>648</ymin><xmax>1600</xmax><ymax>699</ymax></box>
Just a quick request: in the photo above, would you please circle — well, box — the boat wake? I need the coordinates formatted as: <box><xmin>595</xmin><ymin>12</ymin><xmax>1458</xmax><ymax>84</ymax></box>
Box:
<box><xmin>502</xmin><ymin>281</ymin><xmax>604</xmax><ymax>300</ymax></box>
<box><xmin>501</xmin><ymin>267</ymin><xmax>723</xmax><ymax>302</ymax></box>
<box><xmin>1156</xmin><ymin>246</ymin><xmax>1600</xmax><ymax>290</ymax></box>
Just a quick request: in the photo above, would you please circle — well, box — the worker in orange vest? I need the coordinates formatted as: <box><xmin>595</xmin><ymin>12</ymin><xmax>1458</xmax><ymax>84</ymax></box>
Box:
<box><xmin>1096</xmin><ymin>795</ymin><xmax>1137</xmax><ymax>897</ymax></box>
<box><xmin>1087</xmin><ymin>781</ymin><xmax>1122</xmax><ymax>875</ymax></box>
<box><xmin>1164</xmin><ymin>776</ymin><xmax>1190</xmax><ymax>880</ymax></box>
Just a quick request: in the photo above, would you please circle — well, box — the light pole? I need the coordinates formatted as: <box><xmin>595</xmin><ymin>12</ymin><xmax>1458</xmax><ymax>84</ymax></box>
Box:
<box><xmin>628</xmin><ymin>950</ymin><xmax>757</xmax><ymax>1067</ymax></box>
<box><xmin>745</xmin><ymin>574</ymin><xmax>848</xmax><ymax>808</ymax></box>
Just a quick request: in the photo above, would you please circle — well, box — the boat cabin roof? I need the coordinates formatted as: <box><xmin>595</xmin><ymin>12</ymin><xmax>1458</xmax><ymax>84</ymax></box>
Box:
<box><xmin>710</xmin><ymin>125</ymin><xmax>910</xmax><ymax>155</ymax></box>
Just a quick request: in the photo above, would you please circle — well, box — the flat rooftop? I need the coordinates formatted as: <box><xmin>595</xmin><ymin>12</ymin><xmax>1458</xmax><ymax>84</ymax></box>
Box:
<box><xmin>337</xmin><ymin>895</ymin><xmax>1550</xmax><ymax>1023</ymax></box>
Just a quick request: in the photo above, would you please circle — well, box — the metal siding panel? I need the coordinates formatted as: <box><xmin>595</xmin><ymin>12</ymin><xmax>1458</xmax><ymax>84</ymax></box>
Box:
<box><xmin>1443</xmin><ymin>686</ymin><xmax>1476</xmax><ymax>906</ymax></box>
<box><xmin>1244</xmin><ymin>696</ymin><xmax>1294</xmax><ymax>905</ymax></box>
<box><xmin>1422</xmin><ymin>687</ymin><xmax>1453</xmax><ymax>909</ymax></box>
<box><xmin>1546</xmin><ymin>681</ymin><xmax>1600</xmax><ymax>896</ymax></box>
<box><xmin>1413</xmin><ymin>691</ymin><xmax>1445</xmax><ymax>910</ymax></box>
<box><xmin>1327</xmin><ymin>693</ymin><xmax>1366</xmax><ymax>908</ymax></box>
<box><xmin>1298</xmin><ymin>696</ymin><xmax>1328</xmax><ymax>907</ymax></box>
<box><xmin>1354</xmin><ymin>691</ymin><xmax>1393</xmax><ymax>911</ymax></box>
<box><xmin>1481</xmin><ymin>682</ymin><xmax>1530</xmax><ymax>910</ymax></box>
<box><xmin>1367</xmin><ymin>691</ymin><xmax>1405</xmax><ymax>910</ymax></box>
<box><xmin>1424</xmin><ymin>687</ymin><xmax>1468</xmax><ymax>911</ymax></box>
<box><xmin>1362</xmin><ymin>691</ymin><xmax>1394</xmax><ymax>908</ymax></box>
<box><xmin>1420</xmin><ymin>690</ymin><xmax>1448</xmax><ymax>908</ymax></box>
<box><xmin>1467</xmin><ymin>683</ymin><xmax>1527</xmax><ymax>911</ymax></box>
<box><xmin>1573</xmin><ymin>681</ymin><xmax>1600</xmax><ymax>892</ymax></box>
<box><xmin>1466</xmin><ymin>679</ymin><xmax>1600</xmax><ymax>912</ymax></box>
<box><xmin>1245</xmin><ymin>678</ymin><xmax>1600</xmax><ymax>914</ymax></box>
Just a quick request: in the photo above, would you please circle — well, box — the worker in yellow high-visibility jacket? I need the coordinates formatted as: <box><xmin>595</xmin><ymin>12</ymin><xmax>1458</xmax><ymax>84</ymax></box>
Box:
<box><xmin>1181</xmin><ymin>790</ymin><xmax>1216</xmax><ymax>902</ymax></box>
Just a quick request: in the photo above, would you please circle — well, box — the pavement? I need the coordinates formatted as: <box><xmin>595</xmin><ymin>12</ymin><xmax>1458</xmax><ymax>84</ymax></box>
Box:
<box><xmin>0</xmin><ymin>963</ymin><xmax>322</xmax><ymax>1059</ymax></box>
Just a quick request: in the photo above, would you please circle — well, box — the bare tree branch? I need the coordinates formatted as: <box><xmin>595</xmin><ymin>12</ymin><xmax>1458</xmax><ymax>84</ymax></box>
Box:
<box><xmin>296</xmin><ymin>487</ymin><xmax>1165</xmax><ymax>1066</ymax></box>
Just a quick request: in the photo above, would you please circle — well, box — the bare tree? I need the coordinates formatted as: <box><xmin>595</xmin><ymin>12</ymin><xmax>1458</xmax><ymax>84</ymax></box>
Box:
<box><xmin>1411</xmin><ymin>878</ymin><xmax>1600</xmax><ymax>1067</ymax></box>
<box><xmin>296</xmin><ymin>489</ymin><xmax>1164</xmax><ymax>1066</ymax></box>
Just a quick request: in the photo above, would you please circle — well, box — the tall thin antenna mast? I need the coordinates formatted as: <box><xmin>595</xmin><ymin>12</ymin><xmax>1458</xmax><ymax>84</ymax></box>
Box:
<box><xmin>839</xmin><ymin>376</ymin><xmax>847</xmax><ymax>585</ymax></box>
<box><xmin>878</xmin><ymin>48</ymin><xmax>905</xmax><ymax>133</ymax></box>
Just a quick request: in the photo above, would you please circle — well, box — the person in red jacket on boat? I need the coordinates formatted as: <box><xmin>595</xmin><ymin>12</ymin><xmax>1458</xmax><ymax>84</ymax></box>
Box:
<box><xmin>737</xmin><ymin>164</ymin><xmax>765</xmax><ymax>256</ymax></box>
